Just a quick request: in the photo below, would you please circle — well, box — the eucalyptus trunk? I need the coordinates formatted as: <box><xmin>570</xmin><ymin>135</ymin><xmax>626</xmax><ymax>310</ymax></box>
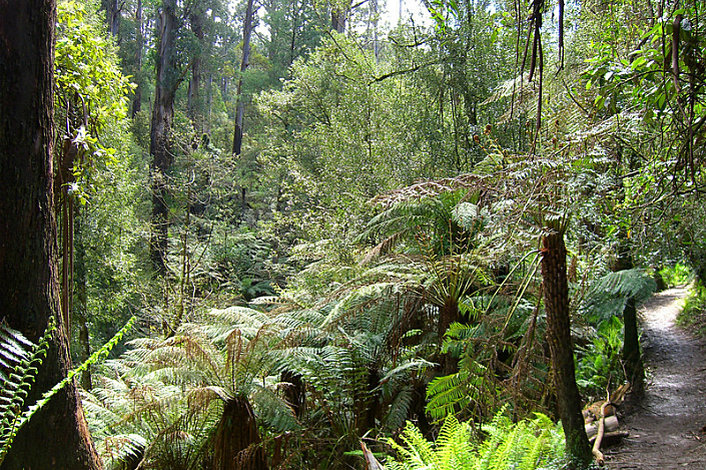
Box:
<box><xmin>0</xmin><ymin>1</ymin><xmax>102</xmax><ymax>467</ymax></box>
<box><xmin>541</xmin><ymin>230</ymin><xmax>592</xmax><ymax>466</ymax></box>
<box><xmin>232</xmin><ymin>0</ymin><xmax>255</xmax><ymax>156</ymax></box>
<box><xmin>150</xmin><ymin>0</ymin><xmax>180</xmax><ymax>276</ymax></box>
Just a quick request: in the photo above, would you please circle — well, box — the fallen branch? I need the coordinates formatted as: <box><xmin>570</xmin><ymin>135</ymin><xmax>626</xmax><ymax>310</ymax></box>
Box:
<box><xmin>592</xmin><ymin>400</ymin><xmax>610</xmax><ymax>465</ymax></box>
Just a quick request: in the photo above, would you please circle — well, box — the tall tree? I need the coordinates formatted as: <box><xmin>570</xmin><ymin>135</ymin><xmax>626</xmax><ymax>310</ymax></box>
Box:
<box><xmin>132</xmin><ymin>0</ymin><xmax>144</xmax><ymax>116</ymax></box>
<box><xmin>0</xmin><ymin>1</ymin><xmax>102</xmax><ymax>468</ymax></box>
<box><xmin>232</xmin><ymin>0</ymin><xmax>255</xmax><ymax>156</ymax></box>
<box><xmin>187</xmin><ymin>1</ymin><xmax>206</xmax><ymax>130</ymax></box>
<box><xmin>150</xmin><ymin>0</ymin><xmax>183</xmax><ymax>276</ymax></box>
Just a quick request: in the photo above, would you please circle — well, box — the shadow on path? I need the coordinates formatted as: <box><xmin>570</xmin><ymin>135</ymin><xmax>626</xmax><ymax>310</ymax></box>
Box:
<box><xmin>605</xmin><ymin>287</ymin><xmax>706</xmax><ymax>469</ymax></box>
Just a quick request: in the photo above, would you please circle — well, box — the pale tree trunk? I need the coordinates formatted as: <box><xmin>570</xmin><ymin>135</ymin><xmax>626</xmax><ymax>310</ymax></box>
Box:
<box><xmin>0</xmin><ymin>1</ymin><xmax>102</xmax><ymax>468</ymax></box>
<box><xmin>541</xmin><ymin>229</ymin><xmax>592</xmax><ymax>467</ymax></box>
<box><xmin>150</xmin><ymin>0</ymin><xmax>180</xmax><ymax>277</ymax></box>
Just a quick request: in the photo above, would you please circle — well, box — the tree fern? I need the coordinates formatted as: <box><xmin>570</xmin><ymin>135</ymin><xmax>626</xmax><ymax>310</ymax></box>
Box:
<box><xmin>581</xmin><ymin>268</ymin><xmax>657</xmax><ymax>323</ymax></box>
<box><xmin>384</xmin><ymin>409</ymin><xmax>567</xmax><ymax>470</ymax></box>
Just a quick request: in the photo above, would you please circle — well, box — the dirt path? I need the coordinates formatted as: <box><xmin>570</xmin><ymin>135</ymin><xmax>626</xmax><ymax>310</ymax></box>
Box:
<box><xmin>605</xmin><ymin>287</ymin><xmax>706</xmax><ymax>469</ymax></box>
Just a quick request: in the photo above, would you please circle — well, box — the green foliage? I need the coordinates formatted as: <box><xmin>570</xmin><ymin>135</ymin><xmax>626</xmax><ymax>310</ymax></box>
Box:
<box><xmin>0</xmin><ymin>316</ymin><xmax>133</xmax><ymax>465</ymax></box>
<box><xmin>575</xmin><ymin>316</ymin><xmax>625</xmax><ymax>399</ymax></box>
<box><xmin>0</xmin><ymin>323</ymin><xmax>52</xmax><ymax>464</ymax></box>
<box><xmin>660</xmin><ymin>264</ymin><xmax>694</xmax><ymax>288</ymax></box>
<box><xmin>580</xmin><ymin>269</ymin><xmax>656</xmax><ymax>324</ymax></box>
<box><xmin>677</xmin><ymin>282</ymin><xmax>706</xmax><ymax>338</ymax></box>
<box><xmin>384</xmin><ymin>410</ymin><xmax>566</xmax><ymax>470</ymax></box>
<box><xmin>55</xmin><ymin>0</ymin><xmax>133</xmax><ymax>201</ymax></box>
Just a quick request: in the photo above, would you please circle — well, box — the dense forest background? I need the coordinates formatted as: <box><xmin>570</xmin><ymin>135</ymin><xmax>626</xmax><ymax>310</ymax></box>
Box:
<box><xmin>1</xmin><ymin>0</ymin><xmax>705</xmax><ymax>468</ymax></box>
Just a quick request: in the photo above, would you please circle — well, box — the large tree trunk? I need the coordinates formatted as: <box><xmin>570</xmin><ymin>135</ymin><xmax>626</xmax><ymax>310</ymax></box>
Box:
<box><xmin>0</xmin><ymin>1</ymin><xmax>102</xmax><ymax>468</ymax></box>
<box><xmin>232</xmin><ymin>0</ymin><xmax>255</xmax><ymax>156</ymax></box>
<box><xmin>150</xmin><ymin>0</ymin><xmax>180</xmax><ymax>276</ymax></box>
<box><xmin>541</xmin><ymin>230</ymin><xmax>592</xmax><ymax>466</ymax></box>
<box><xmin>212</xmin><ymin>397</ymin><xmax>268</xmax><ymax>470</ymax></box>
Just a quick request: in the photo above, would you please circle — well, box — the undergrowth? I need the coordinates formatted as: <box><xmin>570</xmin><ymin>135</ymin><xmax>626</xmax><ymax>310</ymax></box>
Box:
<box><xmin>677</xmin><ymin>282</ymin><xmax>706</xmax><ymax>338</ymax></box>
<box><xmin>384</xmin><ymin>408</ymin><xmax>567</xmax><ymax>470</ymax></box>
<box><xmin>659</xmin><ymin>264</ymin><xmax>694</xmax><ymax>288</ymax></box>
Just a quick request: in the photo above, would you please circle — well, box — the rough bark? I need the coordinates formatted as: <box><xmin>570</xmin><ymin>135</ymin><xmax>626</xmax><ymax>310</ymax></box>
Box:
<box><xmin>541</xmin><ymin>230</ymin><xmax>592</xmax><ymax>467</ymax></box>
<box><xmin>281</xmin><ymin>370</ymin><xmax>305</xmax><ymax>418</ymax></box>
<box><xmin>232</xmin><ymin>0</ymin><xmax>255</xmax><ymax>156</ymax></box>
<box><xmin>437</xmin><ymin>297</ymin><xmax>460</xmax><ymax>375</ymax></box>
<box><xmin>150</xmin><ymin>0</ymin><xmax>180</xmax><ymax>276</ymax></box>
<box><xmin>212</xmin><ymin>397</ymin><xmax>268</xmax><ymax>470</ymax></box>
<box><xmin>0</xmin><ymin>1</ymin><xmax>102</xmax><ymax>468</ymax></box>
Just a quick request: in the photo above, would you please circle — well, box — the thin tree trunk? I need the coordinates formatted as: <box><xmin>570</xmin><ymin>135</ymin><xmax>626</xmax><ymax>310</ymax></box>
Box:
<box><xmin>622</xmin><ymin>297</ymin><xmax>644</xmax><ymax>392</ymax></box>
<box><xmin>188</xmin><ymin>5</ymin><xmax>204</xmax><ymax>130</ymax></box>
<box><xmin>0</xmin><ymin>1</ymin><xmax>102</xmax><ymax>468</ymax></box>
<box><xmin>132</xmin><ymin>0</ymin><xmax>143</xmax><ymax>117</ymax></box>
<box><xmin>233</xmin><ymin>0</ymin><xmax>255</xmax><ymax>156</ymax></box>
<box><xmin>612</xmin><ymin>241</ymin><xmax>645</xmax><ymax>394</ymax></box>
<box><xmin>150</xmin><ymin>0</ymin><xmax>180</xmax><ymax>276</ymax></box>
<box><xmin>541</xmin><ymin>229</ymin><xmax>592</xmax><ymax>466</ymax></box>
<box><xmin>102</xmin><ymin>0</ymin><xmax>120</xmax><ymax>37</ymax></box>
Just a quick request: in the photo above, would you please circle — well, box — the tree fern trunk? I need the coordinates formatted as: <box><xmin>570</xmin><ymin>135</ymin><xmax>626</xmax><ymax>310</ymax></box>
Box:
<box><xmin>437</xmin><ymin>297</ymin><xmax>460</xmax><ymax>375</ymax></box>
<box><xmin>212</xmin><ymin>397</ymin><xmax>268</xmax><ymax>470</ymax></box>
<box><xmin>541</xmin><ymin>230</ymin><xmax>592</xmax><ymax>467</ymax></box>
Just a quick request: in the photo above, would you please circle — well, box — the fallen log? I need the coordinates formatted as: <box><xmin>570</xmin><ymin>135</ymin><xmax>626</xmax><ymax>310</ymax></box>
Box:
<box><xmin>585</xmin><ymin>415</ymin><xmax>619</xmax><ymax>439</ymax></box>
<box><xmin>589</xmin><ymin>430</ymin><xmax>629</xmax><ymax>444</ymax></box>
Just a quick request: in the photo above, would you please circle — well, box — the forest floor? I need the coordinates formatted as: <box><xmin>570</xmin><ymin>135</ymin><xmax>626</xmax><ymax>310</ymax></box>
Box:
<box><xmin>604</xmin><ymin>286</ymin><xmax>706</xmax><ymax>469</ymax></box>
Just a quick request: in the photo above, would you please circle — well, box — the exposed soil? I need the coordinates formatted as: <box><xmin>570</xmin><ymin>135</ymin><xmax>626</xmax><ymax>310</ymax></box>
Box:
<box><xmin>604</xmin><ymin>287</ymin><xmax>706</xmax><ymax>469</ymax></box>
